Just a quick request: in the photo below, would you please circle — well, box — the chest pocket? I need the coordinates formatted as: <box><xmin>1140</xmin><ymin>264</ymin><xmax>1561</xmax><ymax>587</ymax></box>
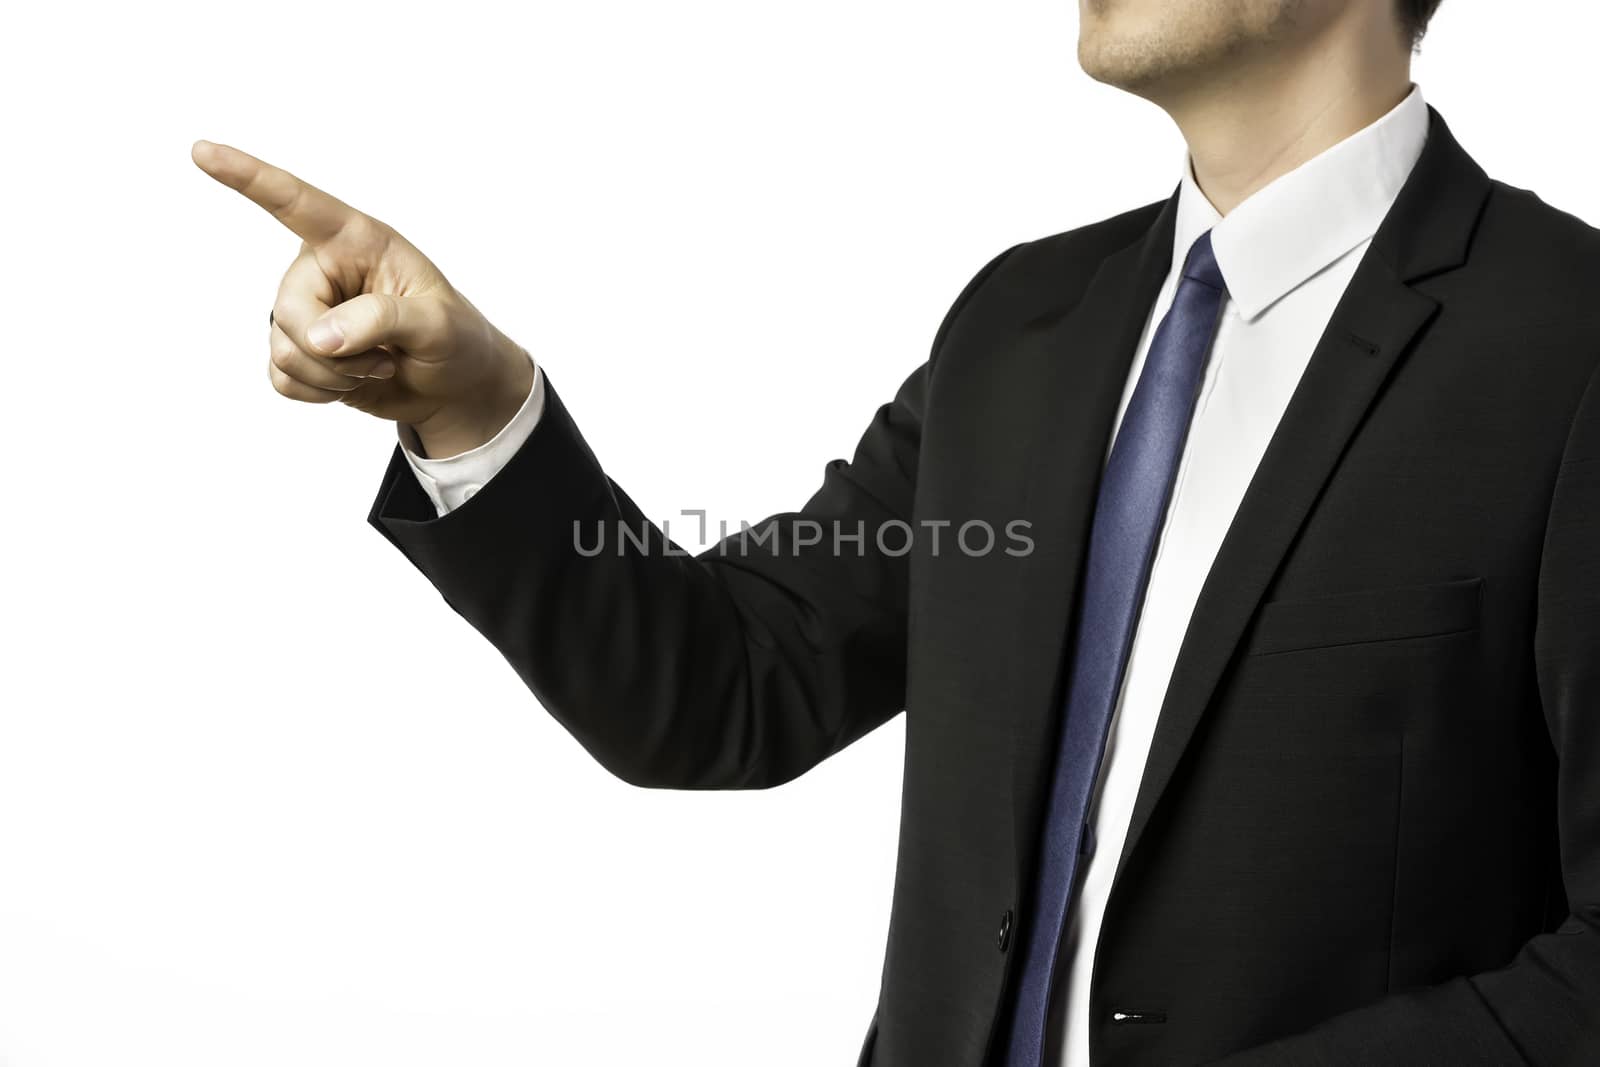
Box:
<box><xmin>1242</xmin><ymin>576</ymin><xmax>1483</xmax><ymax>657</ymax></box>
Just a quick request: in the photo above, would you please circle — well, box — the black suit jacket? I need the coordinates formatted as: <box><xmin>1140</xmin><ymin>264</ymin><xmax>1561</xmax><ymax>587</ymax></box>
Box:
<box><xmin>369</xmin><ymin>108</ymin><xmax>1600</xmax><ymax>1065</ymax></box>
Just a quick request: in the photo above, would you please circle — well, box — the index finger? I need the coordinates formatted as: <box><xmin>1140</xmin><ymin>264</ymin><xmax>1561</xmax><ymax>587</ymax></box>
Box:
<box><xmin>191</xmin><ymin>139</ymin><xmax>361</xmax><ymax>246</ymax></box>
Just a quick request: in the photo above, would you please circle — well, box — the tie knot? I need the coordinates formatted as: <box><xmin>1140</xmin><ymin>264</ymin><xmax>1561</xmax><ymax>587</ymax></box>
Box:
<box><xmin>1180</xmin><ymin>230</ymin><xmax>1226</xmax><ymax>292</ymax></box>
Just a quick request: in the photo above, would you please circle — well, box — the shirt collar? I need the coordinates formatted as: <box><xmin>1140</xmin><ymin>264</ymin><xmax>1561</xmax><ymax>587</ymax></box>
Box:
<box><xmin>1171</xmin><ymin>84</ymin><xmax>1430</xmax><ymax>321</ymax></box>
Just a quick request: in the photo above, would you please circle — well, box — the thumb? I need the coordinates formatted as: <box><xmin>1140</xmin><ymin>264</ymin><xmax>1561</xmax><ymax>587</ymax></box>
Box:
<box><xmin>307</xmin><ymin>293</ymin><xmax>448</xmax><ymax>357</ymax></box>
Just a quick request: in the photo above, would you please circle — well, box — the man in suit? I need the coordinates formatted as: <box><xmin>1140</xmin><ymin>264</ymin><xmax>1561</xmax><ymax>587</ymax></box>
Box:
<box><xmin>193</xmin><ymin>0</ymin><xmax>1600</xmax><ymax>1062</ymax></box>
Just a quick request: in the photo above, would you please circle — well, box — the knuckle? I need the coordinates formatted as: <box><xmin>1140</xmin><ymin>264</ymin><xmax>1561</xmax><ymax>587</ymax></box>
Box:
<box><xmin>341</xmin><ymin>213</ymin><xmax>384</xmax><ymax>247</ymax></box>
<box><xmin>277</xmin><ymin>181</ymin><xmax>308</xmax><ymax>228</ymax></box>
<box><xmin>269</xmin><ymin>363</ymin><xmax>292</xmax><ymax>395</ymax></box>
<box><xmin>342</xmin><ymin>353</ymin><xmax>380</xmax><ymax>376</ymax></box>
<box><xmin>377</xmin><ymin>294</ymin><xmax>400</xmax><ymax>335</ymax></box>
<box><xmin>419</xmin><ymin>297</ymin><xmax>452</xmax><ymax>342</ymax></box>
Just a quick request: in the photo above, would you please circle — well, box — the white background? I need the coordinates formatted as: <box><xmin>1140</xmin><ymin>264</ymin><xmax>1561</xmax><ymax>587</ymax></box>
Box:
<box><xmin>0</xmin><ymin>3</ymin><xmax>1594</xmax><ymax>1065</ymax></box>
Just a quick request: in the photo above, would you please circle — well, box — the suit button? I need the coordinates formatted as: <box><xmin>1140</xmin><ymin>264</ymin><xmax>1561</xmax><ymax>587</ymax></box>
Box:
<box><xmin>997</xmin><ymin>908</ymin><xmax>1014</xmax><ymax>952</ymax></box>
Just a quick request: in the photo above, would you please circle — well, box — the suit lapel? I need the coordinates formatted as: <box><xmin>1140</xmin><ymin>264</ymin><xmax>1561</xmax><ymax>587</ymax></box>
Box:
<box><xmin>1005</xmin><ymin>196</ymin><xmax>1178</xmax><ymax>891</ymax></box>
<box><xmin>1101</xmin><ymin>107</ymin><xmax>1493</xmax><ymax>898</ymax></box>
<box><xmin>998</xmin><ymin>106</ymin><xmax>1494</xmax><ymax>911</ymax></box>
<box><xmin>1102</xmin><ymin>264</ymin><xmax>1438</xmax><ymax>892</ymax></box>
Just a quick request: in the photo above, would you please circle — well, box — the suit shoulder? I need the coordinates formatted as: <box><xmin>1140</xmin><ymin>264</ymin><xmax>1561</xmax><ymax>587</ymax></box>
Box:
<box><xmin>1441</xmin><ymin>180</ymin><xmax>1600</xmax><ymax>407</ymax></box>
<box><xmin>1477</xmin><ymin>180</ymin><xmax>1600</xmax><ymax>289</ymax></box>
<box><xmin>965</xmin><ymin>199</ymin><xmax>1168</xmax><ymax>319</ymax></box>
<box><xmin>1006</xmin><ymin>199</ymin><xmax>1167</xmax><ymax>278</ymax></box>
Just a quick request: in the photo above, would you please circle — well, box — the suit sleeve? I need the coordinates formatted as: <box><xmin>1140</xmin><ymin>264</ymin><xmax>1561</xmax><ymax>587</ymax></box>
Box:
<box><xmin>1207</xmin><ymin>358</ymin><xmax>1600</xmax><ymax>1066</ymax></box>
<box><xmin>366</xmin><ymin>243</ymin><xmax>1021</xmax><ymax>790</ymax></box>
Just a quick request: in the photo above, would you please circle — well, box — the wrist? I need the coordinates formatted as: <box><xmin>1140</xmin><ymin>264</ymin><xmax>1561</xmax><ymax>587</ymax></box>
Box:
<box><xmin>413</xmin><ymin>339</ymin><xmax>536</xmax><ymax>459</ymax></box>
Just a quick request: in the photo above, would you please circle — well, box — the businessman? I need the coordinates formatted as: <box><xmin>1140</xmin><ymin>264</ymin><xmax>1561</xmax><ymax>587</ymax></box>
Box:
<box><xmin>194</xmin><ymin>0</ymin><xmax>1600</xmax><ymax>1063</ymax></box>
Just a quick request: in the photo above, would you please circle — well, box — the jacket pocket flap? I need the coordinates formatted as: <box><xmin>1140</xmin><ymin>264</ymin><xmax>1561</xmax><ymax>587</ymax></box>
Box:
<box><xmin>1243</xmin><ymin>576</ymin><xmax>1483</xmax><ymax>656</ymax></box>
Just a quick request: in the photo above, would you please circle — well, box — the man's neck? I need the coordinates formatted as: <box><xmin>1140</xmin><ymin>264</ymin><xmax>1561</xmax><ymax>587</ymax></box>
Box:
<box><xmin>1166</xmin><ymin>44</ymin><xmax>1413</xmax><ymax>215</ymax></box>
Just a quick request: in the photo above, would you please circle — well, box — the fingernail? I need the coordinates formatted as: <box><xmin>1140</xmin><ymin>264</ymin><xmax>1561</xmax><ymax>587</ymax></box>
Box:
<box><xmin>308</xmin><ymin>318</ymin><xmax>344</xmax><ymax>353</ymax></box>
<box><xmin>369</xmin><ymin>359</ymin><xmax>396</xmax><ymax>380</ymax></box>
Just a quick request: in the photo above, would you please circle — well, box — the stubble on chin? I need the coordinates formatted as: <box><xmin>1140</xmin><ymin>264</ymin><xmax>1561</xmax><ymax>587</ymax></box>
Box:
<box><xmin>1078</xmin><ymin>0</ymin><xmax>1303</xmax><ymax>97</ymax></box>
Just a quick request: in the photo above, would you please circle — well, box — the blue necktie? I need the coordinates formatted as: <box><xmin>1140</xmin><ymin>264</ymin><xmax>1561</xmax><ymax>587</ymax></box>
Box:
<box><xmin>1002</xmin><ymin>230</ymin><xmax>1228</xmax><ymax>1067</ymax></box>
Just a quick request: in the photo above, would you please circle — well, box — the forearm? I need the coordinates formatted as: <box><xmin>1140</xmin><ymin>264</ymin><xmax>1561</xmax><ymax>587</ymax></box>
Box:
<box><xmin>1203</xmin><ymin>918</ymin><xmax>1598</xmax><ymax>1065</ymax></box>
<box><xmin>370</xmin><ymin>371</ymin><xmax>912</xmax><ymax>789</ymax></box>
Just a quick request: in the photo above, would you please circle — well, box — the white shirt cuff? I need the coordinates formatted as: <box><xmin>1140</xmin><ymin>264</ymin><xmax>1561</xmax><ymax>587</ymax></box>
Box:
<box><xmin>399</xmin><ymin>357</ymin><xmax>546</xmax><ymax>517</ymax></box>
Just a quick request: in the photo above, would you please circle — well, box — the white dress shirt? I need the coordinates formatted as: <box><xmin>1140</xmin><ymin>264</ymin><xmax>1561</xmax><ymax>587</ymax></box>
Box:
<box><xmin>1048</xmin><ymin>84</ymin><xmax>1429</xmax><ymax>1067</ymax></box>
<box><xmin>397</xmin><ymin>83</ymin><xmax>1431</xmax><ymax>1067</ymax></box>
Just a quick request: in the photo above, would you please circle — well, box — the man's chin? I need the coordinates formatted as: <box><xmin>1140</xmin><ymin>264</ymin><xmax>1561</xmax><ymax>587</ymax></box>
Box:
<box><xmin>1077</xmin><ymin>46</ymin><xmax>1163</xmax><ymax>97</ymax></box>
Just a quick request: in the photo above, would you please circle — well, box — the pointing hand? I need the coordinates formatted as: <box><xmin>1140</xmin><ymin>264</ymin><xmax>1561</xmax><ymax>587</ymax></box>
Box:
<box><xmin>192</xmin><ymin>140</ymin><xmax>533</xmax><ymax>457</ymax></box>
